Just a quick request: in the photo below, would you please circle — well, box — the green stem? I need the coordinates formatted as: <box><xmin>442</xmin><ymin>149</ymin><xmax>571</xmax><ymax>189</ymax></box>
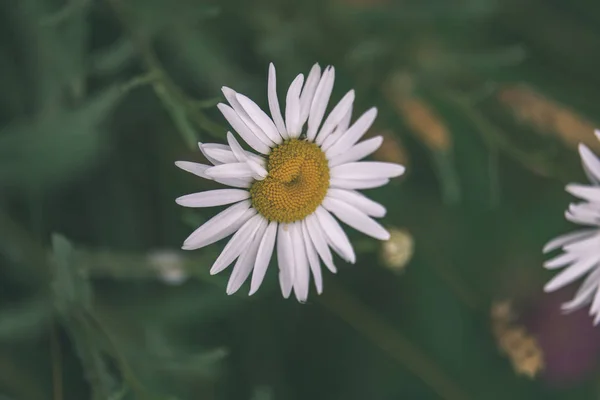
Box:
<box><xmin>436</xmin><ymin>90</ymin><xmax>559</xmax><ymax>180</ymax></box>
<box><xmin>106</xmin><ymin>0</ymin><xmax>226</xmax><ymax>145</ymax></box>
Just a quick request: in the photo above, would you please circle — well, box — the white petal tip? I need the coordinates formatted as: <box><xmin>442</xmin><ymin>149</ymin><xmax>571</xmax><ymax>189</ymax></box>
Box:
<box><xmin>565</xmin><ymin>184</ymin><xmax>581</xmax><ymax>195</ymax></box>
<box><xmin>394</xmin><ymin>165</ymin><xmax>407</xmax><ymax>177</ymax></box>
<box><xmin>579</xmin><ymin>143</ymin><xmax>590</xmax><ymax>154</ymax></box>
<box><xmin>542</xmin><ymin>243</ymin><xmax>554</xmax><ymax>254</ymax></box>
<box><xmin>543</xmin><ymin>282</ymin><xmax>558</xmax><ymax>293</ymax></box>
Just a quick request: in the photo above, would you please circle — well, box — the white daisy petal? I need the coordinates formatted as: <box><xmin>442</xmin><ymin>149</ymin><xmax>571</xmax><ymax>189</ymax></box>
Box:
<box><xmin>327</xmin><ymin>188</ymin><xmax>386</xmax><ymax>218</ymax></box>
<box><xmin>544</xmin><ymin>255</ymin><xmax>600</xmax><ymax>293</ymax></box>
<box><xmin>202</xmin><ymin>136</ymin><xmax>265</xmax><ymax>166</ymax></box>
<box><xmin>218</xmin><ymin>103</ymin><xmax>271</xmax><ymax>154</ymax></box>
<box><xmin>330</xmin><ymin>161</ymin><xmax>405</xmax><ymax>180</ymax></box>
<box><xmin>325</xmin><ymin>107</ymin><xmax>378</xmax><ymax>158</ymax></box>
<box><xmin>566</xmin><ymin>184</ymin><xmax>600</xmax><ymax>203</ymax></box>
<box><xmin>250</xmin><ymin>221</ymin><xmax>278</xmax><ymax>295</ymax></box>
<box><xmin>561</xmin><ymin>267</ymin><xmax>600</xmax><ymax>312</ymax></box>
<box><xmin>285</xmin><ymin>74</ymin><xmax>305</xmax><ymax>138</ymax></box>
<box><xmin>205</xmin><ymin>162</ymin><xmax>254</xmax><ymax>179</ymax></box>
<box><xmin>543</xmin><ymin>229</ymin><xmax>596</xmax><ymax>253</ymax></box>
<box><xmin>226</xmin><ymin>217</ymin><xmax>268</xmax><ymax>295</ymax></box>
<box><xmin>277</xmin><ymin>224</ymin><xmax>295</xmax><ymax>298</ymax></box>
<box><xmin>323</xmin><ymin>197</ymin><xmax>390</xmax><ymax>241</ymax></box>
<box><xmin>306</xmin><ymin>214</ymin><xmax>337</xmax><ymax>273</ymax></box>
<box><xmin>222</xmin><ymin>87</ymin><xmax>275</xmax><ymax>148</ymax></box>
<box><xmin>213</xmin><ymin>177</ymin><xmax>253</xmax><ymax>189</ymax></box>
<box><xmin>307</xmin><ymin>67</ymin><xmax>335</xmax><ymax>141</ymax></box>
<box><xmin>563</xmin><ymin>233</ymin><xmax>600</xmax><ymax>252</ymax></box>
<box><xmin>321</xmin><ymin>131</ymin><xmax>343</xmax><ymax>152</ymax></box>
<box><xmin>291</xmin><ymin>222</ymin><xmax>310</xmax><ymax>302</ymax></box>
<box><xmin>315</xmin><ymin>90</ymin><xmax>355</xmax><ymax>145</ymax></box>
<box><xmin>569</xmin><ymin>202</ymin><xmax>600</xmax><ymax>221</ymax></box>
<box><xmin>299</xmin><ymin>63</ymin><xmax>322</xmax><ymax>126</ymax></box>
<box><xmin>176</xmin><ymin>189</ymin><xmax>249</xmax><ymax>208</ymax></box>
<box><xmin>565</xmin><ymin>204</ymin><xmax>600</xmax><ymax>227</ymax></box>
<box><xmin>590</xmin><ymin>286</ymin><xmax>600</xmax><ymax>323</ymax></box>
<box><xmin>315</xmin><ymin>206</ymin><xmax>356</xmax><ymax>264</ymax></box>
<box><xmin>182</xmin><ymin>200</ymin><xmax>252</xmax><ymax>250</ymax></box>
<box><xmin>335</xmin><ymin>102</ymin><xmax>353</xmax><ymax>133</ymax></box>
<box><xmin>562</xmin><ymin>289</ymin><xmax>596</xmax><ymax>313</ymax></box>
<box><xmin>226</xmin><ymin>132</ymin><xmax>248</xmax><ymax>162</ymax></box>
<box><xmin>580</xmin><ymin>144</ymin><xmax>600</xmax><ymax>184</ymax></box>
<box><xmin>302</xmin><ymin>221</ymin><xmax>323</xmax><ymax>294</ymax></box>
<box><xmin>236</xmin><ymin>93</ymin><xmax>282</xmax><ymax>145</ymax></box>
<box><xmin>210</xmin><ymin>214</ymin><xmax>264</xmax><ymax>275</ymax></box>
<box><xmin>247</xmin><ymin>158</ymin><xmax>268</xmax><ymax>180</ymax></box>
<box><xmin>268</xmin><ymin>63</ymin><xmax>288</xmax><ymax>138</ymax></box>
<box><xmin>200</xmin><ymin>143</ymin><xmax>238</xmax><ymax>164</ymax></box>
<box><xmin>329</xmin><ymin>178</ymin><xmax>390</xmax><ymax>190</ymax></box>
<box><xmin>183</xmin><ymin>208</ymin><xmax>256</xmax><ymax>251</ymax></box>
<box><xmin>226</xmin><ymin>243</ymin><xmax>257</xmax><ymax>295</ymax></box>
<box><xmin>198</xmin><ymin>142</ymin><xmax>225</xmax><ymax>165</ymax></box>
<box><xmin>328</xmin><ymin>136</ymin><xmax>383</xmax><ymax>167</ymax></box>
<box><xmin>321</xmin><ymin>105</ymin><xmax>354</xmax><ymax>154</ymax></box>
<box><xmin>544</xmin><ymin>251</ymin><xmax>581</xmax><ymax>269</ymax></box>
<box><xmin>566</xmin><ymin>210</ymin><xmax>600</xmax><ymax>226</ymax></box>
<box><xmin>175</xmin><ymin>161</ymin><xmax>211</xmax><ymax>179</ymax></box>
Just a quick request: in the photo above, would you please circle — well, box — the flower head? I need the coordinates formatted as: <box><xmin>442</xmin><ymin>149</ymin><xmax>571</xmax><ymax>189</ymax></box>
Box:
<box><xmin>543</xmin><ymin>130</ymin><xmax>600</xmax><ymax>323</ymax></box>
<box><xmin>175</xmin><ymin>63</ymin><xmax>405</xmax><ymax>301</ymax></box>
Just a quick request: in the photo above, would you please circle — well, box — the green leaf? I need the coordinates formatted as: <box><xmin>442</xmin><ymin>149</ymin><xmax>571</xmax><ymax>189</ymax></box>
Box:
<box><xmin>0</xmin><ymin>86</ymin><xmax>122</xmax><ymax>190</ymax></box>
<box><xmin>158</xmin><ymin>347</ymin><xmax>228</xmax><ymax>378</ymax></box>
<box><xmin>91</xmin><ymin>38</ymin><xmax>136</xmax><ymax>76</ymax></box>
<box><xmin>251</xmin><ymin>386</ymin><xmax>274</xmax><ymax>400</ymax></box>
<box><xmin>0</xmin><ymin>298</ymin><xmax>51</xmax><ymax>341</ymax></box>
<box><xmin>51</xmin><ymin>233</ymin><xmax>92</xmax><ymax>313</ymax></box>
<box><xmin>50</xmin><ymin>233</ymin><xmax>124</xmax><ymax>400</ymax></box>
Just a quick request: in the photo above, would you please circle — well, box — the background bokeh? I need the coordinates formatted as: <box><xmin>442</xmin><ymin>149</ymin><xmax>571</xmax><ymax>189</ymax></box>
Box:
<box><xmin>1</xmin><ymin>0</ymin><xmax>600</xmax><ymax>399</ymax></box>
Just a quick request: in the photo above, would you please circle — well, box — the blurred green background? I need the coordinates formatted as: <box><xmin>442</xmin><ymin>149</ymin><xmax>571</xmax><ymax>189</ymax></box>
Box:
<box><xmin>2</xmin><ymin>0</ymin><xmax>600</xmax><ymax>399</ymax></box>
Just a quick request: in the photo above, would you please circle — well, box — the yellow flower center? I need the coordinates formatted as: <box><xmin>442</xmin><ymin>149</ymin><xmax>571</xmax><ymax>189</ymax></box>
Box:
<box><xmin>250</xmin><ymin>139</ymin><xmax>330</xmax><ymax>223</ymax></box>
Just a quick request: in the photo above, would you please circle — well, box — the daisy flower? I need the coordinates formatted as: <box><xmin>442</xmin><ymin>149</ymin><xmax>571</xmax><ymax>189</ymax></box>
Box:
<box><xmin>175</xmin><ymin>63</ymin><xmax>405</xmax><ymax>301</ymax></box>
<box><xmin>543</xmin><ymin>130</ymin><xmax>600</xmax><ymax>323</ymax></box>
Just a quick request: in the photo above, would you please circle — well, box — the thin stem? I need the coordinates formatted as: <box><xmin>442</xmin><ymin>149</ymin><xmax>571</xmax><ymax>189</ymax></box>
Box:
<box><xmin>118</xmin><ymin>72</ymin><xmax>158</xmax><ymax>95</ymax></box>
<box><xmin>436</xmin><ymin>90</ymin><xmax>559</xmax><ymax>180</ymax></box>
<box><xmin>318</xmin><ymin>282</ymin><xmax>470</xmax><ymax>400</ymax></box>
<box><xmin>106</xmin><ymin>0</ymin><xmax>225</xmax><ymax>144</ymax></box>
<box><xmin>50</xmin><ymin>320</ymin><xmax>64</xmax><ymax>400</ymax></box>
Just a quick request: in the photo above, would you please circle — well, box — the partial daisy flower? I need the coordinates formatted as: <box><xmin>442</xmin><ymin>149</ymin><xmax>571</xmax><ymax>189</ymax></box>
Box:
<box><xmin>543</xmin><ymin>129</ymin><xmax>600</xmax><ymax>323</ymax></box>
<box><xmin>175</xmin><ymin>63</ymin><xmax>405</xmax><ymax>301</ymax></box>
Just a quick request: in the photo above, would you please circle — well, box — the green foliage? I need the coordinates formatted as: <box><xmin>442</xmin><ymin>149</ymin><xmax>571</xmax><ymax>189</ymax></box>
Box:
<box><xmin>1</xmin><ymin>0</ymin><xmax>600</xmax><ymax>399</ymax></box>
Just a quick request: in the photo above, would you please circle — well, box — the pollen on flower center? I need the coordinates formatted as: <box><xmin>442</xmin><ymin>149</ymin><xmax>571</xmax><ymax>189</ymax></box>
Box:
<box><xmin>250</xmin><ymin>139</ymin><xmax>330</xmax><ymax>223</ymax></box>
